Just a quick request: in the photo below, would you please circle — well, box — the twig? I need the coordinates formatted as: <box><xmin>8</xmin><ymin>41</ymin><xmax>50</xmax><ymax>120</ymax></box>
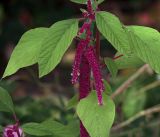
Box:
<box><xmin>111</xmin><ymin>64</ymin><xmax>152</xmax><ymax>99</ymax></box>
<box><xmin>112</xmin><ymin>105</ymin><xmax>160</xmax><ymax>131</ymax></box>
<box><xmin>139</xmin><ymin>80</ymin><xmax>160</xmax><ymax>94</ymax></box>
<box><xmin>111</xmin><ymin>120</ymin><xmax>160</xmax><ymax>137</ymax></box>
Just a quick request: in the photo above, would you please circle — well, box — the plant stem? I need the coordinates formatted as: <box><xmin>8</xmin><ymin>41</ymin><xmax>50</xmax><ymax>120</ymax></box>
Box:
<box><xmin>13</xmin><ymin>113</ymin><xmax>19</xmax><ymax>124</ymax></box>
<box><xmin>112</xmin><ymin>105</ymin><xmax>160</xmax><ymax>131</ymax></box>
<box><xmin>139</xmin><ymin>80</ymin><xmax>160</xmax><ymax>94</ymax></box>
<box><xmin>111</xmin><ymin>120</ymin><xmax>160</xmax><ymax>137</ymax></box>
<box><xmin>13</xmin><ymin>114</ymin><xmax>21</xmax><ymax>137</ymax></box>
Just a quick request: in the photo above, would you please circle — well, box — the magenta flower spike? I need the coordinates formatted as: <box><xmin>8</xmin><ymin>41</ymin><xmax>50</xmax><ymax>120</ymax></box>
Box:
<box><xmin>79</xmin><ymin>23</ymin><xmax>90</xmax><ymax>34</ymax></box>
<box><xmin>3</xmin><ymin>124</ymin><xmax>23</xmax><ymax>137</ymax></box>
<box><xmin>87</xmin><ymin>0</ymin><xmax>95</xmax><ymax>20</ymax></box>
<box><xmin>80</xmin><ymin>121</ymin><xmax>90</xmax><ymax>137</ymax></box>
<box><xmin>85</xmin><ymin>46</ymin><xmax>104</xmax><ymax>105</ymax></box>
<box><xmin>87</xmin><ymin>0</ymin><xmax>92</xmax><ymax>14</ymax></box>
<box><xmin>71</xmin><ymin>40</ymin><xmax>88</xmax><ymax>84</ymax></box>
<box><xmin>79</xmin><ymin>55</ymin><xmax>91</xmax><ymax>137</ymax></box>
<box><xmin>79</xmin><ymin>55</ymin><xmax>91</xmax><ymax>99</ymax></box>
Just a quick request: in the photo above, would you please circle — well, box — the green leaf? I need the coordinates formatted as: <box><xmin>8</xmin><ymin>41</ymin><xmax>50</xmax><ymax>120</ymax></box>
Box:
<box><xmin>103</xmin><ymin>80</ymin><xmax>112</xmax><ymax>95</ymax></box>
<box><xmin>70</xmin><ymin>0</ymin><xmax>87</xmax><ymax>4</ymax></box>
<box><xmin>0</xmin><ymin>87</ymin><xmax>15</xmax><ymax>113</ymax></box>
<box><xmin>96</xmin><ymin>11</ymin><xmax>131</xmax><ymax>55</ymax></box>
<box><xmin>41</xmin><ymin>120</ymin><xmax>78</xmax><ymax>137</ymax></box>
<box><xmin>0</xmin><ymin>125</ymin><xmax>3</xmax><ymax>133</ymax></box>
<box><xmin>22</xmin><ymin>122</ymin><xmax>53</xmax><ymax>136</ymax></box>
<box><xmin>105</xmin><ymin>57</ymin><xmax>118</xmax><ymax>77</ymax></box>
<box><xmin>67</xmin><ymin>94</ymin><xmax>79</xmax><ymax>110</ymax></box>
<box><xmin>67</xmin><ymin>120</ymin><xmax>80</xmax><ymax>137</ymax></box>
<box><xmin>122</xmin><ymin>88</ymin><xmax>146</xmax><ymax>119</ymax></box>
<box><xmin>23</xmin><ymin>120</ymin><xmax>79</xmax><ymax>137</ymax></box>
<box><xmin>3</xmin><ymin>28</ymin><xmax>49</xmax><ymax>78</ymax></box>
<box><xmin>70</xmin><ymin>0</ymin><xmax>104</xmax><ymax>4</ymax></box>
<box><xmin>114</xmin><ymin>52</ymin><xmax>144</xmax><ymax>69</ymax></box>
<box><xmin>38</xmin><ymin>19</ymin><xmax>78</xmax><ymax>77</ymax></box>
<box><xmin>77</xmin><ymin>91</ymin><xmax>115</xmax><ymax>137</ymax></box>
<box><xmin>126</xmin><ymin>26</ymin><xmax>160</xmax><ymax>74</ymax></box>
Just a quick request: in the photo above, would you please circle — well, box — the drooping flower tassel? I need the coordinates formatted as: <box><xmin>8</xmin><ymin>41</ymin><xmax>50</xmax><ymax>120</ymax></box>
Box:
<box><xmin>85</xmin><ymin>46</ymin><xmax>104</xmax><ymax>105</ymax></box>
<box><xmin>79</xmin><ymin>55</ymin><xmax>91</xmax><ymax>137</ymax></box>
<box><xmin>71</xmin><ymin>40</ymin><xmax>87</xmax><ymax>84</ymax></box>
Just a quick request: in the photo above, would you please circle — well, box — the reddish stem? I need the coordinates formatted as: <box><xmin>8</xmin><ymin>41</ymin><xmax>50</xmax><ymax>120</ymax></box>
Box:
<box><xmin>13</xmin><ymin>114</ymin><xmax>21</xmax><ymax>137</ymax></box>
<box><xmin>113</xmin><ymin>54</ymin><xmax>123</xmax><ymax>60</ymax></box>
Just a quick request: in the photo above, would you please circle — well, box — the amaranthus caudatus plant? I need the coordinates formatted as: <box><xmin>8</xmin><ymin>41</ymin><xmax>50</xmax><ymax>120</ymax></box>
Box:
<box><xmin>1</xmin><ymin>0</ymin><xmax>160</xmax><ymax>137</ymax></box>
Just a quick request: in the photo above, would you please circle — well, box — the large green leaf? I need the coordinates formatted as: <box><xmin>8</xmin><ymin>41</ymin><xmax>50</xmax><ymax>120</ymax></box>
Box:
<box><xmin>22</xmin><ymin>122</ymin><xmax>53</xmax><ymax>136</ymax></box>
<box><xmin>77</xmin><ymin>91</ymin><xmax>115</xmax><ymax>137</ymax></box>
<box><xmin>96</xmin><ymin>11</ymin><xmax>131</xmax><ymax>55</ymax></box>
<box><xmin>41</xmin><ymin>120</ymin><xmax>76</xmax><ymax>137</ymax></box>
<box><xmin>70</xmin><ymin>0</ymin><xmax>104</xmax><ymax>4</ymax></box>
<box><xmin>3</xmin><ymin>28</ymin><xmax>49</xmax><ymax>78</ymax></box>
<box><xmin>67</xmin><ymin>120</ymin><xmax>80</xmax><ymax>137</ymax></box>
<box><xmin>38</xmin><ymin>19</ymin><xmax>78</xmax><ymax>77</ymax></box>
<box><xmin>114</xmin><ymin>52</ymin><xmax>144</xmax><ymax>69</ymax></box>
<box><xmin>126</xmin><ymin>26</ymin><xmax>160</xmax><ymax>73</ymax></box>
<box><xmin>105</xmin><ymin>57</ymin><xmax>118</xmax><ymax>78</ymax></box>
<box><xmin>22</xmin><ymin>120</ymin><xmax>79</xmax><ymax>137</ymax></box>
<box><xmin>0</xmin><ymin>87</ymin><xmax>15</xmax><ymax>113</ymax></box>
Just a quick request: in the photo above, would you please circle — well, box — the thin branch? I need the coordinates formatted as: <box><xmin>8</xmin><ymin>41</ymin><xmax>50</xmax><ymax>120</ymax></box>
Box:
<box><xmin>111</xmin><ymin>64</ymin><xmax>152</xmax><ymax>99</ymax></box>
<box><xmin>112</xmin><ymin>105</ymin><xmax>160</xmax><ymax>131</ymax></box>
<box><xmin>139</xmin><ymin>80</ymin><xmax>160</xmax><ymax>94</ymax></box>
<box><xmin>111</xmin><ymin>120</ymin><xmax>160</xmax><ymax>137</ymax></box>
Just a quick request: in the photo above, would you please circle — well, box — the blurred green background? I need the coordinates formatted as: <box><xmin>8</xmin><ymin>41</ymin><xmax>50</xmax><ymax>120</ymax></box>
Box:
<box><xmin>0</xmin><ymin>0</ymin><xmax>160</xmax><ymax>137</ymax></box>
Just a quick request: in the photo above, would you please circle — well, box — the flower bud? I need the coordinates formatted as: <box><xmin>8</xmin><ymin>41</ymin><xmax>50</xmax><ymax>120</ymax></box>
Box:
<box><xmin>3</xmin><ymin>124</ymin><xmax>23</xmax><ymax>137</ymax></box>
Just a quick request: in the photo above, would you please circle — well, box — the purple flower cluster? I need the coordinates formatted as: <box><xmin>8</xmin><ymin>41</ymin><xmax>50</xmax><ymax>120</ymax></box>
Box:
<box><xmin>71</xmin><ymin>40</ymin><xmax>87</xmax><ymax>84</ymax></box>
<box><xmin>3</xmin><ymin>124</ymin><xmax>23</xmax><ymax>137</ymax></box>
<box><xmin>82</xmin><ymin>0</ymin><xmax>95</xmax><ymax>20</ymax></box>
<box><xmin>71</xmin><ymin>0</ymin><xmax>104</xmax><ymax>105</ymax></box>
<box><xmin>79</xmin><ymin>55</ymin><xmax>91</xmax><ymax>99</ymax></box>
<box><xmin>71</xmin><ymin>0</ymin><xmax>105</xmax><ymax>136</ymax></box>
<box><xmin>87</xmin><ymin>0</ymin><xmax>92</xmax><ymax>13</ymax></box>
<box><xmin>85</xmin><ymin>46</ymin><xmax>104</xmax><ymax>105</ymax></box>
<box><xmin>71</xmin><ymin>20</ymin><xmax>92</xmax><ymax>85</ymax></box>
<box><xmin>79</xmin><ymin>56</ymin><xmax>91</xmax><ymax>137</ymax></box>
<box><xmin>80</xmin><ymin>121</ymin><xmax>90</xmax><ymax>137</ymax></box>
<box><xmin>79</xmin><ymin>23</ymin><xmax>90</xmax><ymax>34</ymax></box>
